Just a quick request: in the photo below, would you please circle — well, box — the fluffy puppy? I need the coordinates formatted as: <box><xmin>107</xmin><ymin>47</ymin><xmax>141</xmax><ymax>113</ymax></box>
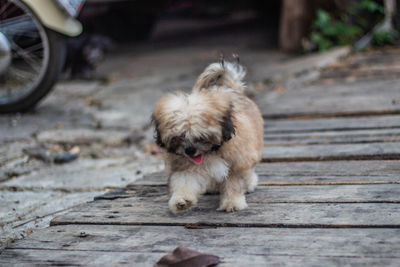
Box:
<box><xmin>152</xmin><ymin>60</ymin><xmax>264</xmax><ymax>213</ymax></box>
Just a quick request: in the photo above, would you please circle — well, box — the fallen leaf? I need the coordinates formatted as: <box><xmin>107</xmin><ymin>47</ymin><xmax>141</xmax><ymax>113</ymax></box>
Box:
<box><xmin>254</xmin><ymin>81</ymin><xmax>266</xmax><ymax>90</ymax></box>
<box><xmin>184</xmin><ymin>224</ymin><xmax>202</xmax><ymax>229</ymax></box>
<box><xmin>84</xmin><ymin>97</ymin><xmax>102</xmax><ymax>108</ymax></box>
<box><xmin>155</xmin><ymin>246</ymin><xmax>220</xmax><ymax>267</ymax></box>
<box><xmin>274</xmin><ymin>85</ymin><xmax>286</xmax><ymax>92</ymax></box>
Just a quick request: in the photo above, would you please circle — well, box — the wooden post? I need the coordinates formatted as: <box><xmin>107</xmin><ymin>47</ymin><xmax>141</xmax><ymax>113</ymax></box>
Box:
<box><xmin>279</xmin><ymin>0</ymin><xmax>314</xmax><ymax>53</ymax></box>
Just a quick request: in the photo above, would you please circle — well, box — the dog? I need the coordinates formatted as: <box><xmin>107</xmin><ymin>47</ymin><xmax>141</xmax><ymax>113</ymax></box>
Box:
<box><xmin>152</xmin><ymin>58</ymin><xmax>264</xmax><ymax>213</ymax></box>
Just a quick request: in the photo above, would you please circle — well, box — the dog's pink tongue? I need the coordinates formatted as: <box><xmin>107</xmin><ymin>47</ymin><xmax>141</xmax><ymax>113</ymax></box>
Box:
<box><xmin>190</xmin><ymin>154</ymin><xmax>203</xmax><ymax>165</ymax></box>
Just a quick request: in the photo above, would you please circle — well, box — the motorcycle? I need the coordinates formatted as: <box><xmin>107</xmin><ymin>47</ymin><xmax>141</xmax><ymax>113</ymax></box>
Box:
<box><xmin>0</xmin><ymin>0</ymin><xmax>84</xmax><ymax>113</ymax></box>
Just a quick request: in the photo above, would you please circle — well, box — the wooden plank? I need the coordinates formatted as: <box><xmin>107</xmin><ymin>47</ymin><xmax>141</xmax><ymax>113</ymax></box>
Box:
<box><xmin>264</xmin><ymin>115</ymin><xmax>400</xmax><ymax>133</ymax></box>
<box><xmin>2</xmin><ymin>249</ymin><xmax>398</xmax><ymax>266</ymax></box>
<box><xmin>2</xmin><ymin>225</ymin><xmax>400</xmax><ymax>266</ymax></box>
<box><xmin>255</xmin><ymin>160</ymin><xmax>400</xmax><ymax>185</ymax></box>
<box><xmin>264</xmin><ymin>128</ymin><xmax>400</xmax><ymax>146</ymax></box>
<box><xmin>319</xmin><ymin>66</ymin><xmax>400</xmax><ymax>81</ymax></box>
<box><xmin>0</xmin><ymin>250</ymin><xmax>164</xmax><ymax>266</ymax></box>
<box><xmin>321</xmin><ymin>49</ymin><xmax>400</xmax><ymax>80</ymax></box>
<box><xmin>258</xmin><ymin>79</ymin><xmax>400</xmax><ymax>118</ymax></box>
<box><xmin>51</xmin><ymin>185</ymin><xmax>400</xmax><ymax>227</ymax></box>
<box><xmin>96</xmin><ymin>184</ymin><xmax>400</xmax><ymax>203</ymax></box>
<box><xmin>134</xmin><ymin>161</ymin><xmax>400</xmax><ymax>186</ymax></box>
<box><xmin>262</xmin><ymin>142</ymin><xmax>400</xmax><ymax>162</ymax></box>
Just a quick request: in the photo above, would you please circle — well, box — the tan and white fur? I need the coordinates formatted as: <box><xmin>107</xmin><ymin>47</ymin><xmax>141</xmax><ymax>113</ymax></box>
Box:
<box><xmin>152</xmin><ymin>60</ymin><xmax>264</xmax><ymax>213</ymax></box>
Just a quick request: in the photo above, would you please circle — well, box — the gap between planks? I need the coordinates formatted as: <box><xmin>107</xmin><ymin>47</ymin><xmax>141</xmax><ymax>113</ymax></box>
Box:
<box><xmin>49</xmin><ymin>221</ymin><xmax>400</xmax><ymax>229</ymax></box>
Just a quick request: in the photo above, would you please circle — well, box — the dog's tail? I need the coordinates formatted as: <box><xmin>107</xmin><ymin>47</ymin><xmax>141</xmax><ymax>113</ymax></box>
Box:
<box><xmin>193</xmin><ymin>59</ymin><xmax>246</xmax><ymax>92</ymax></box>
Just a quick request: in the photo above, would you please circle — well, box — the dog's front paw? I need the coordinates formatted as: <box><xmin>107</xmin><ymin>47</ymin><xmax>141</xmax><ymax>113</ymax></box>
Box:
<box><xmin>217</xmin><ymin>195</ymin><xmax>248</xmax><ymax>212</ymax></box>
<box><xmin>169</xmin><ymin>195</ymin><xmax>197</xmax><ymax>214</ymax></box>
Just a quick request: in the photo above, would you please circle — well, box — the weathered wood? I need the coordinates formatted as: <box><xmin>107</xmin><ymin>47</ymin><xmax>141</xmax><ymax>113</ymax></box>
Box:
<box><xmin>346</xmin><ymin>48</ymin><xmax>400</xmax><ymax>63</ymax></box>
<box><xmin>2</xmin><ymin>225</ymin><xmax>400</xmax><ymax>266</ymax></box>
<box><xmin>262</xmin><ymin>142</ymin><xmax>400</xmax><ymax>162</ymax></box>
<box><xmin>264</xmin><ymin>115</ymin><xmax>400</xmax><ymax>133</ymax></box>
<box><xmin>51</xmin><ymin>184</ymin><xmax>400</xmax><ymax>227</ymax></box>
<box><xmin>255</xmin><ymin>160</ymin><xmax>400</xmax><ymax>184</ymax></box>
<box><xmin>264</xmin><ymin>128</ymin><xmax>400</xmax><ymax>145</ymax></box>
<box><xmin>258</xmin><ymin>79</ymin><xmax>400</xmax><ymax>118</ymax></box>
<box><xmin>135</xmin><ymin>160</ymin><xmax>400</xmax><ymax>186</ymax></box>
<box><xmin>97</xmin><ymin>184</ymin><xmax>400</xmax><ymax>203</ymax></box>
<box><xmin>5</xmin><ymin>49</ymin><xmax>400</xmax><ymax>267</ymax></box>
<box><xmin>319</xmin><ymin>65</ymin><xmax>400</xmax><ymax>81</ymax></box>
<box><xmin>0</xmin><ymin>250</ymin><xmax>164</xmax><ymax>266</ymax></box>
<box><xmin>321</xmin><ymin>48</ymin><xmax>400</xmax><ymax>79</ymax></box>
<box><xmin>2</xmin><ymin>249</ymin><xmax>398</xmax><ymax>266</ymax></box>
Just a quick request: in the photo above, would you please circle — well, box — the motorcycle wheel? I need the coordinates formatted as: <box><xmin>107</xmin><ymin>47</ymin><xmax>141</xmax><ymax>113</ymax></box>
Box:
<box><xmin>0</xmin><ymin>0</ymin><xmax>66</xmax><ymax>113</ymax></box>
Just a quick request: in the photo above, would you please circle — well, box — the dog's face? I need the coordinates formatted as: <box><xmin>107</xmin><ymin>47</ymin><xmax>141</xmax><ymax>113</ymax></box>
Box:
<box><xmin>152</xmin><ymin>90</ymin><xmax>235</xmax><ymax>165</ymax></box>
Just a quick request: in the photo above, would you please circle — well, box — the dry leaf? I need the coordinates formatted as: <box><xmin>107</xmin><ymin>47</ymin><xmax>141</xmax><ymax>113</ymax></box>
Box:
<box><xmin>274</xmin><ymin>85</ymin><xmax>286</xmax><ymax>92</ymax></box>
<box><xmin>254</xmin><ymin>81</ymin><xmax>266</xmax><ymax>90</ymax></box>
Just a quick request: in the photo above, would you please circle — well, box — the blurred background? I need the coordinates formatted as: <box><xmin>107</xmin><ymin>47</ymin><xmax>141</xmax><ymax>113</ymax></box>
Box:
<box><xmin>66</xmin><ymin>0</ymin><xmax>400</xmax><ymax>79</ymax></box>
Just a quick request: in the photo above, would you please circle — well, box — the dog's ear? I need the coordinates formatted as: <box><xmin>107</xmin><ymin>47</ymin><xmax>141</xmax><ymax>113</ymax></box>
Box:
<box><xmin>151</xmin><ymin>114</ymin><xmax>165</xmax><ymax>148</ymax></box>
<box><xmin>221</xmin><ymin>105</ymin><xmax>235</xmax><ymax>142</ymax></box>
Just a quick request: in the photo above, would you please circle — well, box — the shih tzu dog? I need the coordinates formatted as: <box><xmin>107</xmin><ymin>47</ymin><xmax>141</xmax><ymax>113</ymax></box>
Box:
<box><xmin>152</xmin><ymin>58</ymin><xmax>264</xmax><ymax>213</ymax></box>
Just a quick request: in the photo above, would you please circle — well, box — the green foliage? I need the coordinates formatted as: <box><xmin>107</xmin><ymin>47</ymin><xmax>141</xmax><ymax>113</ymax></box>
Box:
<box><xmin>372</xmin><ymin>29</ymin><xmax>399</xmax><ymax>45</ymax></box>
<box><xmin>357</xmin><ymin>0</ymin><xmax>384</xmax><ymax>13</ymax></box>
<box><xmin>310</xmin><ymin>9</ymin><xmax>362</xmax><ymax>51</ymax></box>
<box><xmin>307</xmin><ymin>0</ymin><xmax>397</xmax><ymax>52</ymax></box>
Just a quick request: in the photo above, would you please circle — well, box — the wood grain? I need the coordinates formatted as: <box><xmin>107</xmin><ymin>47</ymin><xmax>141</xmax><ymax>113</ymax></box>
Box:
<box><xmin>264</xmin><ymin>115</ymin><xmax>400</xmax><ymax>133</ymax></box>
<box><xmin>258</xmin><ymin>79</ymin><xmax>400</xmax><ymax>118</ymax></box>
<box><xmin>2</xmin><ymin>249</ymin><xmax>398</xmax><ymax>266</ymax></box>
<box><xmin>2</xmin><ymin>225</ymin><xmax>399</xmax><ymax>266</ymax></box>
<box><xmin>264</xmin><ymin>128</ymin><xmax>400</xmax><ymax>146</ymax></box>
<box><xmin>97</xmin><ymin>184</ymin><xmax>400</xmax><ymax>202</ymax></box>
<box><xmin>51</xmin><ymin>184</ymin><xmax>400</xmax><ymax>227</ymax></box>
<box><xmin>262</xmin><ymin>142</ymin><xmax>400</xmax><ymax>162</ymax></box>
<box><xmin>135</xmin><ymin>160</ymin><xmax>400</xmax><ymax>186</ymax></box>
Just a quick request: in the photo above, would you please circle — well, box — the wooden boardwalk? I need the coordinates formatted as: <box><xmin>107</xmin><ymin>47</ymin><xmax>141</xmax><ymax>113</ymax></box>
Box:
<box><xmin>2</xmin><ymin>48</ymin><xmax>400</xmax><ymax>266</ymax></box>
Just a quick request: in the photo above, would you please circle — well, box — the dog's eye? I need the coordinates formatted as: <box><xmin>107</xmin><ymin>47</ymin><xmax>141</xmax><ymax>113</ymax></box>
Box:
<box><xmin>170</xmin><ymin>136</ymin><xmax>181</xmax><ymax>147</ymax></box>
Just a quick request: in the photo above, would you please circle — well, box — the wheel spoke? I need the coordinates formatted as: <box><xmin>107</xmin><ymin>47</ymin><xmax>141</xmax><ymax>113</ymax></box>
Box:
<box><xmin>10</xmin><ymin>41</ymin><xmax>42</xmax><ymax>73</ymax></box>
<box><xmin>0</xmin><ymin>1</ymin><xmax>12</xmax><ymax>19</ymax></box>
<box><xmin>0</xmin><ymin>15</ymin><xmax>38</xmax><ymax>37</ymax></box>
<box><xmin>5</xmin><ymin>65</ymin><xmax>35</xmax><ymax>86</ymax></box>
<box><xmin>0</xmin><ymin>4</ymin><xmax>18</xmax><ymax>20</ymax></box>
<box><xmin>25</xmin><ymin>42</ymin><xmax>43</xmax><ymax>53</ymax></box>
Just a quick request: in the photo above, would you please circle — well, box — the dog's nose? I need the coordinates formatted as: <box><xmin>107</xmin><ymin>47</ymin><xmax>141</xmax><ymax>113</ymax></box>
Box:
<box><xmin>185</xmin><ymin>147</ymin><xmax>196</xmax><ymax>156</ymax></box>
